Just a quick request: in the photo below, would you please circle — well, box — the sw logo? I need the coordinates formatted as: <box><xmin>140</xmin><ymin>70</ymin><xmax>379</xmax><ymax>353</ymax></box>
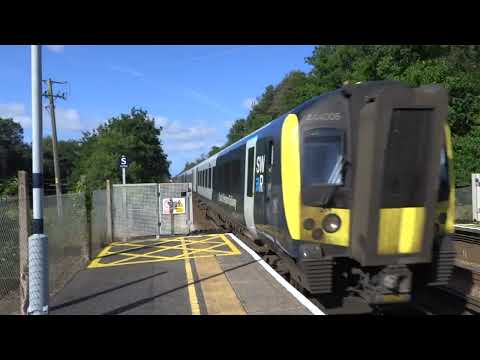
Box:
<box><xmin>256</xmin><ymin>155</ymin><xmax>265</xmax><ymax>192</ymax></box>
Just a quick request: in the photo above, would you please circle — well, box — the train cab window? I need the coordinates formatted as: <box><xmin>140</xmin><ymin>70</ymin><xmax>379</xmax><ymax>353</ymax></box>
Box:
<box><xmin>268</xmin><ymin>141</ymin><xmax>274</xmax><ymax>171</ymax></box>
<box><xmin>302</xmin><ymin>128</ymin><xmax>344</xmax><ymax>187</ymax></box>
<box><xmin>247</xmin><ymin>147</ymin><xmax>255</xmax><ymax>197</ymax></box>
<box><xmin>438</xmin><ymin>147</ymin><xmax>449</xmax><ymax>201</ymax></box>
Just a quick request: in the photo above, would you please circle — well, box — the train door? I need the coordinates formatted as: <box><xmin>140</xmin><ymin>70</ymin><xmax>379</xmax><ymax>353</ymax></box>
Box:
<box><xmin>244</xmin><ymin>137</ymin><xmax>257</xmax><ymax>235</ymax></box>
<box><xmin>253</xmin><ymin>138</ymin><xmax>274</xmax><ymax>226</ymax></box>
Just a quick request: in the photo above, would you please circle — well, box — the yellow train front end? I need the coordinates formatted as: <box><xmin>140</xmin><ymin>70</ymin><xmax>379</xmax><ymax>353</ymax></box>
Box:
<box><xmin>280</xmin><ymin>81</ymin><xmax>456</xmax><ymax>305</ymax></box>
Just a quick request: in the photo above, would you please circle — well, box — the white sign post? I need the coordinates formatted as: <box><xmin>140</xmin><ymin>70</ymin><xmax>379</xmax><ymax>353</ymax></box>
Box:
<box><xmin>119</xmin><ymin>155</ymin><xmax>128</xmax><ymax>184</ymax></box>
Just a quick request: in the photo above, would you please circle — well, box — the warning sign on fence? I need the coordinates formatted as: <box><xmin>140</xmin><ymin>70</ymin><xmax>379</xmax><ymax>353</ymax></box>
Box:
<box><xmin>162</xmin><ymin>197</ymin><xmax>186</xmax><ymax>214</ymax></box>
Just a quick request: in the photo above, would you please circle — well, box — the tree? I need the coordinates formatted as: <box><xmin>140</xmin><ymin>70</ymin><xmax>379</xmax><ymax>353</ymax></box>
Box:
<box><xmin>0</xmin><ymin>117</ymin><xmax>30</xmax><ymax>194</ymax></box>
<box><xmin>208</xmin><ymin>145</ymin><xmax>223</xmax><ymax>156</ymax></box>
<box><xmin>42</xmin><ymin>137</ymin><xmax>82</xmax><ymax>194</ymax></box>
<box><xmin>71</xmin><ymin>108</ymin><xmax>171</xmax><ymax>189</ymax></box>
<box><xmin>305</xmin><ymin>45</ymin><xmax>480</xmax><ymax>185</ymax></box>
<box><xmin>226</xmin><ymin>119</ymin><xmax>247</xmax><ymax>145</ymax></box>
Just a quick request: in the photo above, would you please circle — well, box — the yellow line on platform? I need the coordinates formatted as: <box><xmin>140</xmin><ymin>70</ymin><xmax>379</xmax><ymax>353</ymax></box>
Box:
<box><xmin>194</xmin><ymin>256</ymin><xmax>246</xmax><ymax>315</ymax></box>
<box><xmin>181</xmin><ymin>237</ymin><xmax>201</xmax><ymax>315</ymax></box>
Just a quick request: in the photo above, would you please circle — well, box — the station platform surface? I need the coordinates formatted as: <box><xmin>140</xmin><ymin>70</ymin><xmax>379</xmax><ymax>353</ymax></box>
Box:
<box><xmin>49</xmin><ymin>233</ymin><xmax>323</xmax><ymax>315</ymax></box>
<box><xmin>455</xmin><ymin>223</ymin><xmax>480</xmax><ymax>234</ymax></box>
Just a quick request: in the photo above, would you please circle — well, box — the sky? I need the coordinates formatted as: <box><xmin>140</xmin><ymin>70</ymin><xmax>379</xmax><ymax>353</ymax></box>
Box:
<box><xmin>0</xmin><ymin>45</ymin><xmax>316</xmax><ymax>175</ymax></box>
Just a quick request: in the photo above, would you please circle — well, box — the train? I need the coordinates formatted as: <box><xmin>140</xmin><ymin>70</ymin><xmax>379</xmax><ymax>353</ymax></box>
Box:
<box><xmin>174</xmin><ymin>80</ymin><xmax>456</xmax><ymax>307</ymax></box>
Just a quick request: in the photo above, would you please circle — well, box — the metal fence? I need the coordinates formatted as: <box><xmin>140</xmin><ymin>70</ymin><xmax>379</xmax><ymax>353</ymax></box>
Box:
<box><xmin>0</xmin><ymin>189</ymin><xmax>109</xmax><ymax>315</ymax></box>
<box><xmin>0</xmin><ymin>197</ymin><xmax>20</xmax><ymax>315</ymax></box>
<box><xmin>91</xmin><ymin>190</ymin><xmax>107</xmax><ymax>259</ymax></box>
<box><xmin>111</xmin><ymin>183</ymin><xmax>193</xmax><ymax>240</ymax></box>
<box><xmin>44</xmin><ymin>193</ymin><xmax>89</xmax><ymax>298</ymax></box>
<box><xmin>456</xmin><ymin>186</ymin><xmax>472</xmax><ymax>223</ymax></box>
<box><xmin>112</xmin><ymin>184</ymin><xmax>160</xmax><ymax>241</ymax></box>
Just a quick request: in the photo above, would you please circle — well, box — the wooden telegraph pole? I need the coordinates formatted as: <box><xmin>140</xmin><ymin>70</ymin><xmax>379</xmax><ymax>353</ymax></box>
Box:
<box><xmin>43</xmin><ymin>79</ymin><xmax>67</xmax><ymax>217</ymax></box>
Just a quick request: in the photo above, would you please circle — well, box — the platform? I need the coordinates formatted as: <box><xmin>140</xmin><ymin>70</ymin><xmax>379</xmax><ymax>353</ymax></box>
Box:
<box><xmin>455</xmin><ymin>223</ymin><xmax>480</xmax><ymax>235</ymax></box>
<box><xmin>49</xmin><ymin>233</ymin><xmax>323</xmax><ymax>315</ymax></box>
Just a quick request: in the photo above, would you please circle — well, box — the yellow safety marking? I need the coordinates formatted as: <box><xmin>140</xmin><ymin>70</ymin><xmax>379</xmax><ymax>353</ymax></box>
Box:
<box><xmin>182</xmin><ymin>237</ymin><xmax>201</xmax><ymax>315</ymax></box>
<box><xmin>444</xmin><ymin>123</ymin><xmax>455</xmax><ymax>234</ymax></box>
<box><xmin>281</xmin><ymin>114</ymin><xmax>301</xmax><ymax>240</ymax></box>
<box><xmin>88</xmin><ymin>234</ymin><xmax>241</xmax><ymax>268</ymax></box>
<box><xmin>194</xmin><ymin>256</ymin><xmax>246</xmax><ymax>315</ymax></box>
<box><xmin>377</xmin><ymin>207</ymin><xmax>425</xmax><ymax>255</ymax></box>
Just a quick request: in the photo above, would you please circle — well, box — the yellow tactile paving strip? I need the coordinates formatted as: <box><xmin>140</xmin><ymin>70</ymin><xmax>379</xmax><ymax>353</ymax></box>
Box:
<box><xmin>88</xmin><ymin>234</ymin><xmax>241</xmax><ymax>269</ymax></box>
<box><xmin>194</xmin><ymin>256</ymin><xmax>246</xmax><ymax>315</ymax></box>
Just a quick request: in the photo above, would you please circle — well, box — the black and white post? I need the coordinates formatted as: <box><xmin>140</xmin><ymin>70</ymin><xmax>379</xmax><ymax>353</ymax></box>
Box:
<box><xmin>28</xmin><ymin>45</ymin><xmax>49</xmax><ymax>315</ymax></box>
<box><xmin>120</xmin><ymin>154</ymin><xmax>128</xmax><ymax>184</ymax></box>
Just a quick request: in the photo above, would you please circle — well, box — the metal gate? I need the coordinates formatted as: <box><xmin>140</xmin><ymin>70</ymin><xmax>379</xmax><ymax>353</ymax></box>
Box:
<box><xmin>111</xmin><ymin>182</ymin><xmax>192</xmax><ymax>241</ymax></box>
<box><xmin>159</xmin><ymin>183</ymin><xmax>192</xmax><ymax>235</ymax></box>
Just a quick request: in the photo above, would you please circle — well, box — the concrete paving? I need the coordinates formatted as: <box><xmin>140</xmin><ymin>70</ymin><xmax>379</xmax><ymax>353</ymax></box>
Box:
<box><xmin>50</xmin><ymin>234</ymin><xmax>315</xmax><ymax>315</ymax></box>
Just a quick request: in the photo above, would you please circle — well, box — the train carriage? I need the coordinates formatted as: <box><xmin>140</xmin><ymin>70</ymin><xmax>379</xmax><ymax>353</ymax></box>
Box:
<box><xmin>175</xmin><ymin>81</ymin><xmax>455</xmax><ymax>307</ymax></box>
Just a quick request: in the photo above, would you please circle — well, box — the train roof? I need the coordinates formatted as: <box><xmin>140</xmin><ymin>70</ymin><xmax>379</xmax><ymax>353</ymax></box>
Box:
<box><xmin>175</xmin><ymin>80</ymin><xmax>413</xmax><ymax>177</ymax></box>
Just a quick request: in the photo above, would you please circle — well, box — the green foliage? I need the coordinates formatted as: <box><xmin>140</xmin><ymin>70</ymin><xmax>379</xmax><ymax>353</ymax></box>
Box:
<box><xmin>42</xmin><ymin>137</ymin><xmax>82</xmax><ymax>193</ymax></box>
<box><xmin>182</xmin><ymin>153</ymin><xmax>207</xmax><ymax>172</ymax></box>
<box><xmin>0</xmin><ymin>117</ymin><xmax>30</xmax><ymax>182</ymax></box>
<box><xmin>71</xmin><ymin>107</ymin><xmax>171</xmax><ymax>189</ymax></box>
<box><xmin>0</xmin><ymin>177</ymin><xmax>18</xmax><ymax>197</ymax></box>
<box><xmin>208</xmin><ymin>146</ymin><xmax>223</xmax><ymax>157</ymax></box>
<box><xmin>452</xmin><ymin>127</ymin><xmax>480</xmax><ymax>186</ymax></box>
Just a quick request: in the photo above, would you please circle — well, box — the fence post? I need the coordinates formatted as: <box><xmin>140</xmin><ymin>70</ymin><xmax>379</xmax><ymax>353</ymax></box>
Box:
<box><xmin>18</xmin><ymin>171</ymin><xmax>30</xmax><ymax>315</ymax></box>
<box><xmin>106</xmin><ymin>179</ymin><xmax>113</xmax><ymax>243</ymax></box>
<box><xmin>84</xmin><ymin>176</ymin><xmax>93</xmax><ymax>261</ymax></box>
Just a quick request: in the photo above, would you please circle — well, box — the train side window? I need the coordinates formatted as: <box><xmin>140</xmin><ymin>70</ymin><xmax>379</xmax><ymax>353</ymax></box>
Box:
<box><xmin>268</xmin><ymin>141</ymin><xmax>274</xmax><ymax>170</ymax></box>
<box><xmin>208</xmin><ymin>167</ymin><xmax>212</xmax><ymax>188</ymax></box>
<box><xmin>212</xmin><ymin>166</ymin><xmax>215</xmax><ymax>189</ymax></box>
<box><xmin>231</xmin><ymin>159</ymin><xmax>241</xmax><ymax>194</ymax></box>
<box><xmin>247</xmin><ymin>147</ymin><xmax>254</xmax><ymax>197</ymax></box>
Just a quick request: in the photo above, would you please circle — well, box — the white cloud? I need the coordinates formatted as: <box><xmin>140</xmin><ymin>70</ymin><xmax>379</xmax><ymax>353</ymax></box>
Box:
<box><xmin>109</xmin><ymin>64</ymin><xmax>144</xmax><ymax>78</ymax></box>
<box><xmin>184</xmin><ymin>88</ymin><xmax>238</xmax><ymax>117</ymax></box>
<box><xmin>0</xmin><ymin>102</ymin><xmax>85</xmax><ymax>132</ymax></box>
<box><xmin>155</xmin><ymin>116</ymin><xmax>217</xmax><ymax>147</ymax></box>
<box><xmin>243</xmin><ymin>97</ymin><xmax>256</xmax><ymax>110</ymax></box>
<box><xmin>51</xmin><ymin>108</ymin><xmax>84</xmax><ymax>131</ymax></box>
<box><xmin>154</xmin><ymin>115</ymin><xmax>231</xmax><ymax>175</ymax></box>
<box><xmin>46</xmin><ymin>45</ymin><xmax>65</xmax><ymax>53</ymax></box>
<box><xmin>0</xmin><ymin>103</ymin><xmax>31</xmax><ymax>128</ymax></box>
<box><xmin>223</xmin><ymin>120</ymin><xmax>234</xmax><ymax>128</ymax></box>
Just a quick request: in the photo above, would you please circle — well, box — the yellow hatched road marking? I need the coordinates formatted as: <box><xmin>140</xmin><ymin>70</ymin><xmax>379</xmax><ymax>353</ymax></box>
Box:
<box><xmin>88</xmin><ymin>234</ymin><xmax>241</xmax><ymax>268</ymax></box>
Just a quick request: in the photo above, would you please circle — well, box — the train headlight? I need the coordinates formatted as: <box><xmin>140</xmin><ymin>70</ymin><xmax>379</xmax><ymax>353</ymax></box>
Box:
<box><xmin>303</xmin><ymin>218</ymin><xmax>315</xmax><ymax>230</ymax></box>
<box><xmin>322</xmin><ymin>214</ymin><xmax>341</xmax><ymax>233</ymax></box>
